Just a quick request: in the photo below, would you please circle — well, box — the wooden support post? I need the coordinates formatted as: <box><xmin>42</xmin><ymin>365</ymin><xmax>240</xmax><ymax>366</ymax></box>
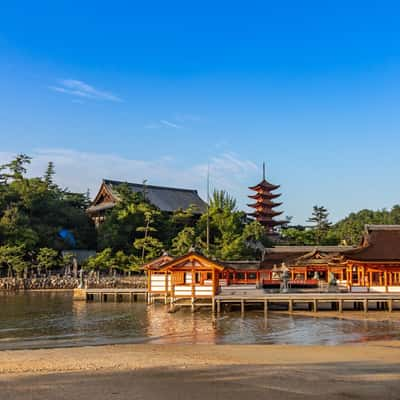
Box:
<box><xmin>241</xmin><ymin>299</ymin><xmax>245</xmax><ymax>314</ymax></box>
<box><xmin>388</xmin><ymin>299</ymin><xmax>393</xmax><ymax>313</ymax></box>
<box><xmin>212</xmin><ymin>297</ymin><xmax>215</xmax><ymax>313</ymax></box>
<box><xmin>338</xmin><ymin>299</ymin><xmax>343</xmax><ymax>313</ymax></box>
<box><xmin>288</xmin><ymin>299</ymin><xmax>293</xmax><ymax>313</ymax></box>
<box><xmin>363</xmin><ymin>299</ymin><xmax>368</xmax><ymax>313</ymax></box>
<box><xmin>191</xmin><ymin>297</ymin><xmax>195</xmax><ymax>313</ymax></box>
<box><xmin>217</xmin><ymin>300</ymin><xmax>221</xmax><ymax>313</ymax></box>
<box><xmin>264</xmin><ymin>299</ymin><xmax>268</xmax><ymax>316</ymax></box>
<box><xmin>313</xmin><ymin>299</ymin><xmax>318</xmax><ymax>313</ymax></box>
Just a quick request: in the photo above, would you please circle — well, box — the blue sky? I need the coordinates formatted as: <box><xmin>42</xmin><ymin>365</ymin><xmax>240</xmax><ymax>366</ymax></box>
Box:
<box><xmin>1</xmin><ymin>1</ymin><xmax>400</xmax><ymax>223</ymax></box>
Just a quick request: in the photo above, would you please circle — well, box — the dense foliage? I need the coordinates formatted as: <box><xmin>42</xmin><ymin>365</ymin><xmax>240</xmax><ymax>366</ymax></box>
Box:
<box><xmin>0</xmin><ymin>155</ymin><xmax>95</xmax><ymax>276</ymax></box>
<box><xmin>282</xmin><ymin>204</ymin><xmax>400</xmax><ymax>246</ymax></box>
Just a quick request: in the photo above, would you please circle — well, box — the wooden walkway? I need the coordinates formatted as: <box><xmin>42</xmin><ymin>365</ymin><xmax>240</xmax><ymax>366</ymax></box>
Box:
<box><xmin>73</xmin><ymin>288</ymin><xmax>147</xmax><ymax>302</ymax></box>
<box><xmin>74</xmin><ymin>288</ymin><xmax>400</xmax><ymax>315</ymax></box>
<box><xmin>213</xmin><ymin>293</ymin><xmax>400</xmax><ymax>313</ymax></box>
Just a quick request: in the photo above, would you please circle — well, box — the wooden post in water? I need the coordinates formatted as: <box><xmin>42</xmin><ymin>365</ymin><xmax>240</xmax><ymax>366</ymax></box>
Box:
<box><xmin>388</xmin><ymin>299</ymin><xmax>393</xmax><ymax>313</ymax></box>
<box><xmin>241</xmin><ymin>299</ymin><xmax>245</xmax><ymax>314</ymax></box>
<box><xmin>264</xmin><ymin>299</ymin><xmax>268</xmax><ymax>316</ymax></box>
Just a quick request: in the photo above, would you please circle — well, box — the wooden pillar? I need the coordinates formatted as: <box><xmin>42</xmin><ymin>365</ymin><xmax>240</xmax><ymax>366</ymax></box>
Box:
<box><xmin>313</xmin><ymin>299</ymin><xmax>318</xmax><ymax>313</ymax></box>
<box><xmin>217</xmin><ymin>299</ymin><xmax>221</xmax><ymax>313</ymax></box>
<box><xmin>191</xmin><ymin>268</ymin><xmax>195</xmax><ymax>299</ymax></box>
<box><xmin>338</xmin><ymin>299</ymin><xmax>343</xmax><ymax>313</ymax></box>
<box><xmin>147</xmin><ymin>270</ymin><xmax>151</xmax><ymax>292</ymax></box>
<box><xmin>241</xmin><ymin>299</ymin><xmax>245</xmax><ymax>314</ymax></box>
<box><xmin>363</xmin><ymin>299</ymin><xmax>368</xmax><ymax>313</ymax></box>
<box><xmin>212</xmin><ymin>268</ymin><xmax>216</xmax><ymax>296</ymax></box>
<box><xmin>384</xmin><ymin>270</ymin><xmax>388</xmax><ymax>292</ymax></box>
<box><xmin>288</xmin><ymin>299</ymin><xmax>293</xmax><ymax>313</ymax></box>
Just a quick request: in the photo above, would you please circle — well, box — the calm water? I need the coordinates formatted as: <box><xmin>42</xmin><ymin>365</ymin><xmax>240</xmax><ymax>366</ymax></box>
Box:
<box><xmin>1</xmin><ymin>292</ymin><xmax>399</xmax><ymax>350</ymax></box>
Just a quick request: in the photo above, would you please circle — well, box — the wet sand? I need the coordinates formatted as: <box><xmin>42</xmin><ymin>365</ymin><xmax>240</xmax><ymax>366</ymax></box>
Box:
<box><xmin>1</xmin><ymin>341</ymin><xmax>400</xmax><ymax>399</ymax></box>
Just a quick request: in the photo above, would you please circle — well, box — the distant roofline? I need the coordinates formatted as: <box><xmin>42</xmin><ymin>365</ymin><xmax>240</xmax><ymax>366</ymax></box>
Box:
<box><xmin>366</xmin><ymin>224</ymin><xmax>400</xmax><ymax>231</ymax></box>
<box><xmin>103</xmin><ymin>179</ymin><xmax>200</xmax><ymax>194</ymax></box>
<box><xmin>265</xmin><ymin>245</ymin><xmax>355</xmax><ymax>254</ymax></box>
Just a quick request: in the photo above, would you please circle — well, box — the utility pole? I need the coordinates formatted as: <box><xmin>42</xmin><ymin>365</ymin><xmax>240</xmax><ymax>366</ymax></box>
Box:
<box><xmin>206</xmin><ymin>163</ymin><xmax>210</xmax><ymax>253</ymax></box>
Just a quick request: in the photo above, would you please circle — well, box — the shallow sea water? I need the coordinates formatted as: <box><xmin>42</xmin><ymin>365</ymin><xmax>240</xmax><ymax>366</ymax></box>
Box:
<box><xmin>1</xmin><ymin>292</ymin><xmax>399</xmax><ymax>349</ymax></box>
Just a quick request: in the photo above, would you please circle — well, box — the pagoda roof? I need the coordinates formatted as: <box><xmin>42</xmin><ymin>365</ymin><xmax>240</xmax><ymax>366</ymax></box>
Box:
<box><xmin>247</xmin><ymin>201</ymin><xmax>282</xmax><ymax>209</ymax></box>
<box><xmin>248</xmin><ymin>210</ymin><xmax>283</xmax><ymax>218</ymax></box>
<box><xmin>249</xmin><ymin>179</ymin><xmax>280</xmax><ymax>191</ymax></box>
<box><xmin>248</xmin><ymin>192</ymin><xmax>281</xmax><ymax>200</ymax></box>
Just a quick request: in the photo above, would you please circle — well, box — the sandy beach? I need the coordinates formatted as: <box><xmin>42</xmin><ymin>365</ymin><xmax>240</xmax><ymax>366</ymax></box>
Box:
<box><xmin>1</xmin><ymin>341</ymin><xmax>400</xmax><ymax>399</ymax></box>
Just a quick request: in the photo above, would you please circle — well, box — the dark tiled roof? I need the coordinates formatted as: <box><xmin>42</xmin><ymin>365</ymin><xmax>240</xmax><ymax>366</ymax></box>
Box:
<box><xmin>343</xmin><ymin>225</ymin><xmax>400</xmax><ymax>261</ymax></box>
<box><xmin>261</xmin><ymin>246</ymin><xmax>354</xmax><ymax>268</ymax></box>
<box><xmin>219</xmin><ymin>260</ymin><xmax>261</xmax><ymax>271</ymax></box>
<box><xmin>104</xmin><ymin>179</ymin><xmax>207</xmax><ymax>214</ymax></box>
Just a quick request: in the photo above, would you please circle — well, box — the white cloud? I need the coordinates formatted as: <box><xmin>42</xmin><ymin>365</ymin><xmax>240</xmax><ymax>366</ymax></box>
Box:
<box><xmin>49</xmin><ymin>79</ymin><xmax>122</xmax><ymax>102</ymax></box>
<box><xmin>160</xmin><ymin>120</ymin><xmax>182</xmax><ymax>129</ymax></box>
<box><xmin>0</xmin><ymin>149</ymin><xmax>258</xmax><ymax>209</ymax></box>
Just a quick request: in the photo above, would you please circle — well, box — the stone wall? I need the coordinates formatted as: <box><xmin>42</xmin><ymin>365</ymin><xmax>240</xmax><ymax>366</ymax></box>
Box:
<box><xmin>0</xmin><ymin>275</ymin><xmax>147</xmax><ymax>291</ymax></box>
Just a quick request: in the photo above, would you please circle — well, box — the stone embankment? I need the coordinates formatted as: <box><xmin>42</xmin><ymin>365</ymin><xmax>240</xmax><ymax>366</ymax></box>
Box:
<box><xmin>0</xmin><ymin>276</ymin><xmax>146</xmax><ymax>291</ymax></box>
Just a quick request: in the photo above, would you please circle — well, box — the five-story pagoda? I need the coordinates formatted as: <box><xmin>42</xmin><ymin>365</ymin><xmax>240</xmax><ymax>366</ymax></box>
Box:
<box><xmin>248</xmin><ymin>163</ymin><xmax>286</xmax><ymax>234</ymax></box>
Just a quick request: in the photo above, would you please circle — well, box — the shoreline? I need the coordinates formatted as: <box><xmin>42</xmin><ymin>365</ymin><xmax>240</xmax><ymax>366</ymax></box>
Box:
<box><xmin>2</xmin><ymin>342</ymin><xmax>400</xmax><ymax>399</ymax></box>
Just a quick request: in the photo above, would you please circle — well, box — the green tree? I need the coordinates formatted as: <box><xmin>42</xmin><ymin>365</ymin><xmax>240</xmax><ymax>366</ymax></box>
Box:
<box><xmin>0</xmin><ymin>155</ymin><xmax>96</xmax><ymax>251</ymax></box>
<box><xmin>43</xmin><ymin>161</ymin><xmax>56</xmax><ymax>187</ymax></box>
<box><xmin>85</xmin><ymin>248</ymin><xmax>114</xmax><ymax>274</ymax></box>
<box><xmin>307</xmin><ymin>205</ymin><xmax>332</xmax><ymax>244</ymax></box>
<box><xmin>0</xmin><ymin>245</ymin><xmax>29</xmax><ymax>277</ymax></box>
<box><xmin>37</xmin><ymin>247</ymin><xmax>60</xmax><ymax>275</ymax></box>
<box><xmin>171</xmin><ymin>227</ymin><xmax>196</xmax><ymax>256</ymax></box>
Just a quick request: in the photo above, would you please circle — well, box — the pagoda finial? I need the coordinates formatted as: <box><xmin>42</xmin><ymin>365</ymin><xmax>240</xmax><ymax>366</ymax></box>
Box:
<box><xmin>262</xmin><ymin>162</ymin><xmax>266</xmax><ymax>181</ymax></box>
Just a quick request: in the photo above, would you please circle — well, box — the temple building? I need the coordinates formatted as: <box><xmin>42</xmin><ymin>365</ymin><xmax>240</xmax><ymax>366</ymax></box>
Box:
<box><xmin>145</xmin><ymin>225</ymin><xmax>400</xmax><ymax>303</ymax></box>
<box><xmin>87</xmin><ymin>179</ymin><xmax>208</xmax><ymax>225</ymax></box>
<box><xmin>248</xmin><ymin>163</ymin><xmax>286</xmax><ymax>234</ymax></box>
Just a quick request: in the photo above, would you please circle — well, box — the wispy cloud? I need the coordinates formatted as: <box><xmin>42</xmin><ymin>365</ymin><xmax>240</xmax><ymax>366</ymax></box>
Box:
<box><xmin>145</xmin><ymin>113</ymin><xmax>201</xmax><ymax>130</ymax></box>
<box><xmin>144</xmin><ymin>119</ymin><xmax>182</xmax><ymax>129</ymax></box>
<box><xmin>160</xmin><ymin>119</ymin><xmax>182</xmax><ymax>129</ymax></box>
<box><xmin>49</xmin><ymin>79</ymin><xmax>122</xmax><ymax>102</ymax></box>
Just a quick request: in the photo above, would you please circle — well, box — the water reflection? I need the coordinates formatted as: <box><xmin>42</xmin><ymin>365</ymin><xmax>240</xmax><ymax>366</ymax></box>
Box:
<box><xmin>0</xmin><ymin>292</ymin><xmax>399</xmax><ymax>350</ymax></box>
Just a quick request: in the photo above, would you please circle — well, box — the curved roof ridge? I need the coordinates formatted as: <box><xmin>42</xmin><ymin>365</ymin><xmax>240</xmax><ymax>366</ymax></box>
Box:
<box><xmin>103</xmin><ymin>179</ymin><xmax>200</xmax><ymax>193</ymax></box>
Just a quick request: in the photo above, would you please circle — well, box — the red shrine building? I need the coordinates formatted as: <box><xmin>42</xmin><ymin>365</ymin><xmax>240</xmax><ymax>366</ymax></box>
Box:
<box><xmin>247</xmin><ymin>163</ymin><xmax>286</xmax><ymax>234</ymax></box>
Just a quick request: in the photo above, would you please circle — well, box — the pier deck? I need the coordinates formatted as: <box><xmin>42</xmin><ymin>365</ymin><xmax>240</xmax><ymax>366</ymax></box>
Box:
<box><xmin>214</xmin><ymin>292</ymin><xmax>400</xmax><ymax>313</ymax></box>
<box><xmin>73</xmin><ymin>288</ymin><xmax>146</xmax><ymax>302</ymax></box>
